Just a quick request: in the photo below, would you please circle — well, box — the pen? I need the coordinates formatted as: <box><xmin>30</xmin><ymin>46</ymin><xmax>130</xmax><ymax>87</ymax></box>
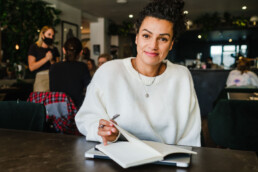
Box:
<box><xmin>99</xmin><ymin>114</ymin><xmax>120</xmax><ymax>129</ymax></box>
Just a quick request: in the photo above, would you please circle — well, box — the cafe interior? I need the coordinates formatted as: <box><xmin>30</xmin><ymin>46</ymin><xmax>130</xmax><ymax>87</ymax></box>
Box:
<box><xmin>0</xmin><ymin>0</ymin><xmax>258</xmax><ymax>171</ymax></box>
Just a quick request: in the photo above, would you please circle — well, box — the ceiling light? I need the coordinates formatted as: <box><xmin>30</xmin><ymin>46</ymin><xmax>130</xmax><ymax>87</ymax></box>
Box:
<box><xmin>129</xmin><ymin>14</ymin><xmax>133</xmax><ymax>18</ymax></box>
<box><xmin>229</xmin><ymin>39</ymin><xmax>232</xmax><ymax>42</ymax></box>
<box><xmin>116</xmin><ymin>0</ymin><xmax>127</xmax><ymax>3</ymax></box>
<box><xmin>184</xmin><ymin>11</ymin><xmax>188</xmax><ymax>14</ymax></box>
<box><xmin>15</xmin><ymin>44</ymin><xmax>19</xmax><ymax>50</ymax></box>
<box><xmin>198</xmin><ymin>35</ymin><xmax>202</xmax><ymax>39</ymax></box>
<box><xmin>242</xmin><ymin>6</ymin><xmax>247</xmax><ymax>10</ymax></box>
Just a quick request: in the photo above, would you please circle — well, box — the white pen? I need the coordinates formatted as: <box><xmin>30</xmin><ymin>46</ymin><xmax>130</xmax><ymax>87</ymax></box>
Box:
<box><xmin>99</xmin><ymin>114</ymin><xmax>120</xmax><ymax>128</ymax></box>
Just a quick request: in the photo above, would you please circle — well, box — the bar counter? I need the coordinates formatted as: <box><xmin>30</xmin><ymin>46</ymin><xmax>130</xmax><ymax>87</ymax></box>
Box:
<box><xmin>0</xmin><ymin>129</ymin><xmax>257</xmax><ymax>172</ymax></box>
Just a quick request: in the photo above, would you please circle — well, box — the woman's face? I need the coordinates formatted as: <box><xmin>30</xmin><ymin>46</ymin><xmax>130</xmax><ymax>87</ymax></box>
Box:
<box><xmin>43</xmin><ymin>28</ymin><xmax>54</xmax><ymax>39</ymax></box>
<box><xmin>135</xmin><ymin>17</ymin><xmax>174</xmax><ymax>66</ymax></box>
<box><xmin>87</xmin><ymin>61</ymin><xmax>93</xmax><ymax>70</ymax></box>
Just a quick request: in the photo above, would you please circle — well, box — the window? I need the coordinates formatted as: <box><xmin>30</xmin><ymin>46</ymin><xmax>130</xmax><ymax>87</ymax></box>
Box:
<box><xmin>210</xmin><ymin>45</ymin><xmax>247</xmax><ymax>69</ymax></box>
<box><xmin>210</xmin><ymin>46</ymin><xmax>222</xmax><ymax>65</ymax></box>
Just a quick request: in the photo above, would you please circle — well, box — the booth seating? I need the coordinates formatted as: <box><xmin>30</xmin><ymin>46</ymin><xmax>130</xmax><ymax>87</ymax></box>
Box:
<box><xmin>190</xmin><ymin>69</ymin><xmax>230</xmax><ymax>117</ymax></box>
<box><xmin>190</xmin><ymin>69</ymin><xmax>258</xmax><ymax>117</ymax></box>
<box><xmin>27</xmin><ymin>92</ymin><xmax>80</xmax><ymax>135</ymax></box>
<box><xmin>208</xmin><ymin>99</ymin><xmax>258</xmax><ymax>152</ymax></box>
<box><xmin>0</xmin><ymin>101</ymin><xmax>46</xmax><ymax>131</ymax></box>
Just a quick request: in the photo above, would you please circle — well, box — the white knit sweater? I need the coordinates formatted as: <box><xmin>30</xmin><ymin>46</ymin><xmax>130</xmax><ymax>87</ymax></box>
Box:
<box><xmin>75</xmin><ymin>57</ymin><xmax>201</xmax><ymax>146</ymax></box>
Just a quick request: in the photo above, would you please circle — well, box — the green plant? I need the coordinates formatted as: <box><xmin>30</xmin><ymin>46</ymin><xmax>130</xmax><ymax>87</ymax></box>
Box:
<box><xmin>0</xmin><ymin>0</ymin><xmax>61</xmax><ymax>66</ymax></box>
<box><xmin>193</xmin><ymin>12</ymin><xmax>251</xmax><ymax>40</ymax></box>
<box><xmin>108</xmin><ymin>20</ymin><xmax>134</xmax><ymax>36</ymax></box>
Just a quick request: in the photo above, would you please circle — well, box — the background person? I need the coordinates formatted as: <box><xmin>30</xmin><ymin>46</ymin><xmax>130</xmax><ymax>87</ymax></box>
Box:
<box><xmin>205</xmin><ymin>56</ymin><xmax>222</xmax><ymax>69</ymax></box>
<box><xmin>76</xmin><ymin>0</ymin><xmax>201</xmax><ymax>147</ymax></box>
<box><xmin>82</xmin><ymin>47</ymin><xmax>91</xmax><ymax>61</ymax></box>
<box><xmin>226</xmin><ymin>57</ymin><xmax>258</xmax><ymax>87</ymax></box>
<box><xmin>49</xmin><ymin>37</ymin><xmax>91</xmax><ymax>108</ymax></box>
<box><xmin>87</xmin><ymin>58</ymin><xmax>97</xmax><ymax>78</ymax></box>
<box><xmin>28</xmin><ymin>26</ymin><xmax>60</xmax><ymax>92</ymax></box>
<box><xmin>97</xmin><ymin>53</ymin><xmax>112</xmax><ymax>67</ymax></box>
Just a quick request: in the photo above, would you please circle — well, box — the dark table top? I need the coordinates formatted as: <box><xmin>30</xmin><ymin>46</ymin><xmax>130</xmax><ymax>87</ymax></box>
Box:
<box><xmin>0</xmin><ymin>86</ymin><xmax>20</xmax><ymax>93</ymax></box>
<box><xmin>228</xmin><ymin>92</ymin><xmax>258</xmax><ymax>100</ymax></box>
<box><xmin>0</xmin><ymin>129</ymin><xmax>257</xmax><ymax>172</ymax></box>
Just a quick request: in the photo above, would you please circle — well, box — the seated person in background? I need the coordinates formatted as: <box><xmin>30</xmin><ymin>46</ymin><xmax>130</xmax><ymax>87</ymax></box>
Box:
<box><xmin>206</xmin><ymin>56</ymin><xmax>221</xmax><ymax>69</ymax></box>
<box><xmin>87</xmin><ymin>58</ymin><xmax>97</xmax><ymax>78</ymax></box>
<box><xmin>98</xmin><ymin>53</ymin><xmax>112</xmax><ymax>68</ymax></box>
<box><xmin>226</xmin><ymin>57</ymin><xmax>258</xmax><ymax>87</ymax></box>
<box><xmin>75</xmin><ymin>0</ymin><xmax>201</xmax><ymax>147</ymax></box>
<box><xmin>49</xmin><ymin>37</ymin><xmax>91</xmax><ymax>108</ymax></box>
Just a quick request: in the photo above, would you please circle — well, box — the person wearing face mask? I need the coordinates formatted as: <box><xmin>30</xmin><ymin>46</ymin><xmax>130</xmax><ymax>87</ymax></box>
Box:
<box><xmin>28</xmin><ymin>26</ymin><xmax>60</xmax><ymax>92</ymax></box>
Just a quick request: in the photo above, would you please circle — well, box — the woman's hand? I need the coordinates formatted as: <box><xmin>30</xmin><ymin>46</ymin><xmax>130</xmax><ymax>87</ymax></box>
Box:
<box><xmin>98</xmin><ymin>119</ymin><xmax>119</xmax><ymax>145</ymax></box>
<box><xmin>46</xmin><ymin>51</ymin><xmax>53</xmax><ymax>61</ymax></box>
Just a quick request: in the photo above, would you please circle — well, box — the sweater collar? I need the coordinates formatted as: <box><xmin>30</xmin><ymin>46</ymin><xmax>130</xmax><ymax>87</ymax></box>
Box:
<box><xmin>123</xmin><ymin>57</ymin><xmax>169</xmax><ymax>85</ymax></box>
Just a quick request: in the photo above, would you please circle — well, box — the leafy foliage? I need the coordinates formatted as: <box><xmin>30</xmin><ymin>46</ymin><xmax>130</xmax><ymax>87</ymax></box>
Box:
<box><xmin>0</xmin><ymin>0</ymin><xmax>61</xmax><ymax>65</ymax></box>
<box><xmin>193</xmin><ymin>12</ymin><xmax>251</xmax><ymax>40</ymax></box>
<box><xmin>108</xmin><ymin>20</ymin><xmax>134</xmax><ymax>36</ymax></box>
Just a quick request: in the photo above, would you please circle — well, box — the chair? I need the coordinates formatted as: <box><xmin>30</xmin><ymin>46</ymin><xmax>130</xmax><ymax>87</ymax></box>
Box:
<box><xmin>208</xmin><ymin>99</ymin><xmax>258</xmax><ymax>152</ymax></box>
<box><xmin>27</xmin><ymin>92</ymin><xmax>80</xmax><ymax>135</ymax></box>
<box><xmin>0</xmin><ymin>101</ymin><xmax>46</xmax><ymax>131</ymax></box>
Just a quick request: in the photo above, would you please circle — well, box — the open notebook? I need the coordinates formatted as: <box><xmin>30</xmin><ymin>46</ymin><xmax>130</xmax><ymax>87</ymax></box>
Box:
<box><xmin>85</xmin><ymin>146</ymin><xmax>193</xmax><ymax>168</ymax></box>
<box><xmin>85</xmin><ymin>124</ymin><xmax>196</xmax><ymax>168</ymax></box>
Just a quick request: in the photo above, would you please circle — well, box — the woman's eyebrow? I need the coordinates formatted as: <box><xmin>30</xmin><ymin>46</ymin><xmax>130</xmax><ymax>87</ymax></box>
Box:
<box><xmin>160</xmin><ymin>33</ymin><xmax>171</xmax><ymax>37</ymax></box>
<box><xmin>142</xmin><ymin>29</ymin><xmax>171</xmax><ymax>37</ymax></box>
<box><xmin>142</xmin><ymin>29</ymin><xmax>152</xmax><ymax>34</ymax></box>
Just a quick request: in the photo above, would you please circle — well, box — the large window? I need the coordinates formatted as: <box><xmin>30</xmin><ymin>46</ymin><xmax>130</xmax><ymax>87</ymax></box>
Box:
<box><xmin>210</xmin><ymin>45</ymin><xmax>247</xmax><ymax>69</ymax></box>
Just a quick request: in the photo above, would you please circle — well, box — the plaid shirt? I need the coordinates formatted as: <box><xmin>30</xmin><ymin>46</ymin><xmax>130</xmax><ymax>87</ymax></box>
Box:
<box><xmin>27</xmin><ymin>92</ymin><xmax>80</xmax><ymax>135</ymax></box>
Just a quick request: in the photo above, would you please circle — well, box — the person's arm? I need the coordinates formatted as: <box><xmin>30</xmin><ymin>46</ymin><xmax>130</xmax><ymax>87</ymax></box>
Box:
<box><xmin>50</xmin><ymin>57</ymin><xmax>60</xmax><ymax>64</ymax></box>
<box><xmin>83</xmin><ymin>63</ymin><xmax>91</xmax><ymax>87</ymax></box>
<box><xmin>75</xmin><ymin>82</ymin><xmax>118</xmax><ymax>144</ymax></box>
<box><xmin>248</xmin><ymin>71</ymin><xmax>258</xmax><ymax>87</ymax></box>
<box><xmin>226</xmin><ymin>71</ymin><xmax>235</xmax><ymax>87</ymax></box>
<box><xmin>50</xmin><ymin>47</ymin><xmax>60</xmax><ymax>64</ymax></box>
<box><xmin>56</xmin><ymin>57</ymin><xmax>60</xmax><ymax>62</ymax></box>
<box><xmin>28</xmin><ymin>51</ymin><xmax>53</xmax><ymax>71</ymax></box>
<box><xmin>177</xmin><ymin>71</ymin><xmax>201</xmax><ymax>147</ymax></box>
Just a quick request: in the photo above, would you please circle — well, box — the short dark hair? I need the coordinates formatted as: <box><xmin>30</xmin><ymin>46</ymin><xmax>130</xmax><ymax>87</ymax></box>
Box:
<box><xmin>135</xmin><ymin>0</ymin><xmax>186</xmax><ymax>40</ymax></box>
<box><xmin>64</xmin><ymin>37</ymin><xmax>82</xmax><ymax>61</ymax></box>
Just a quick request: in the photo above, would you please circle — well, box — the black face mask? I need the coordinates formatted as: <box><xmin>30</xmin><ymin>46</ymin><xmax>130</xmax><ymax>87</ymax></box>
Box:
<box><xmin>43</xmin><ymin>37</ymin><xmax>53</xmax><ymax>46</ymax></box>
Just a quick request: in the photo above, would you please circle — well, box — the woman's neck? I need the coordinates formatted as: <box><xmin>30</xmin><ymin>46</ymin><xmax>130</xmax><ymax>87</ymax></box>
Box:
<box><xmin>41</xmin><ymin>42</ymin><xmax>48</xmax><ymax>48</ymax></box>
<box><xmin>132</xmin><ymin>58</ymin><xmax>165</xmax><ymax>77</ymax></box>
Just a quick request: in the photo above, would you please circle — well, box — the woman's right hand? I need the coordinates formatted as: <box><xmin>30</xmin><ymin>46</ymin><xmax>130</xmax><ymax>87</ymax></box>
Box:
<box><xmin>98</xmin><ymin>119</ymin><xmax>119</xmax><ymax>145</ymax></box>
<box><xmin>46</xmin><ymin>51</ymin><xmax>53</xmax><ymax>61</ymax></box>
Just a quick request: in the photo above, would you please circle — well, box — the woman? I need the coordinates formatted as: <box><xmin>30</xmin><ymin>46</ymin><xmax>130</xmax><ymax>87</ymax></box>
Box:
<box><xmin>49</xmin><ymin>37</ymin><xmax>91</xmax><ymax>108</ymax></box>
<box><xmin>28</xmin><ymin>26</ymin><xmax>60</xmax><ymax>92</ymax></box>
<box><xmin>97</xmin><ymin>53</ymin><xmax>112</xmax><ymax>68</ymax></box>
<box><xmin>226</xmin><ymin>57</ymin><xmax>258</xmax><ymax>87</ymax></box>
<box><xmin>87</xmin><ymin>58</ymin><xmax>97</xmax><ymax>77</ymax></box>
<box><xmin>75</xmin><ymin>0</ymin><xmax>201</xmax><ymax>147</ymax></box>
